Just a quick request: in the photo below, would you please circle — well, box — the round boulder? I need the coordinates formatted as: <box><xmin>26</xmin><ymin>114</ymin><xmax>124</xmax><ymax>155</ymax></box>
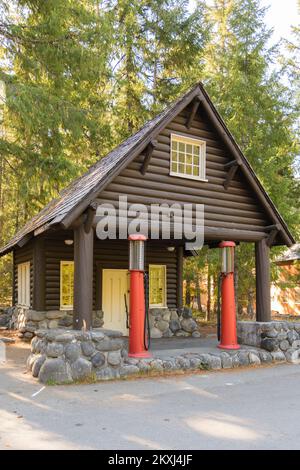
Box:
<box><xmin>65</xmin><ymin>343</ymin><xmax>81</xmax><ymax>362</ymax></box>
<box><xmin>71</xmin><ymin>357</ymin><xmax>92</xmax><ymax>381</ymax></box>
<box><xmin>169</xmin><ymin>319</ymin><xmax>181</xmax><ymax>333</ymax></box>
<box><xmin>46</xmin><ymin>342</ymin><xmax>64</xmax><ymax>358</ymax></box>
<box><xmin>39</xmin><ymin>358</ymin><xmax>72</xmax><ymax>384</ymax></box>
<box><xmin>181</xmin><ymin>318</ymin><xmax>198</xmax><ymax>333</ymax></box>
<box><xmin>150</xmin><ymin>327</ymin><xmax>162</xmax><ymax>339</ymax></box>
<box><xmin>91</xmin><ymin>352</ymin><xmax>106</xmax><ymax>368</ymax></box>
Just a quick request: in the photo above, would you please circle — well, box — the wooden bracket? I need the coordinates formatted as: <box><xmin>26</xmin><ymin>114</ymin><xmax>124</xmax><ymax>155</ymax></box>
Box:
<box><xmin>266</xmin><ymin>225</ymin><xmax>281</xmax><ymax>247</ymax></box>
<box><xmin>84</xmin><ymin>204</ymin><xmax>97</xmax><ymax>234</ymax></box>
<box><xmin>223</xmin><ymin>160</ymin><xmax>241</xmax><ymax>190</ymax></box>
<box><xmin>186</xmin><ymin>97</ymin><xmax>201</xmax><ymax>129</ymax></box>
<box><xmin>17</xmin><ymin>233</ymin><xmax>32</xmax><ymax>248</ymax></box>
<box><xmin>140</xmin><ymin>140</ymin><xmax>157</xmax><ymax>175</ymax></box>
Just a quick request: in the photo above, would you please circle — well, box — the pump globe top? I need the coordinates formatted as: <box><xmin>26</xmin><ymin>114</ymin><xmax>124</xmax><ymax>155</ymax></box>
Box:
<box><xmin>128</xmin><ymin>234</ymin><xmax>147</xmax><ymax>241</ymax></box>
<box><xmin>219</xmin><ymin>241</ymin><xmax>236</xmax><ymax>248</ymax></box>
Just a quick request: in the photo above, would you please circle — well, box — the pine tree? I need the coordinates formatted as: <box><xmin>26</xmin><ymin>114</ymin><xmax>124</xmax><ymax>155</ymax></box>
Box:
<box><xmin>0</xmin><ymin>0</ymin><xmax>113</xmax><ymax>229</ymax></box>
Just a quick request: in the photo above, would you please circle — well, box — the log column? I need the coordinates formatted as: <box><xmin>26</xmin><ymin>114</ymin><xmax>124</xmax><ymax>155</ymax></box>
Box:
<box><xmin>176</xmin><ymin>246</ymin><xmax>184</xmax><ymax>310</ymax></box>
<box><xmin>255</xmin><ymin>238</ymin><xmax>271</xmax><ymax>322</ymax></box>
<box><xmin>33</xmin><ymin>237</ymin><xmax>46</xmax><ymax>311</ymax></box>
<box><xmin>73</xmin><ymin>223</ymin><xmax>94</xmax><ymax>330</ymax></box>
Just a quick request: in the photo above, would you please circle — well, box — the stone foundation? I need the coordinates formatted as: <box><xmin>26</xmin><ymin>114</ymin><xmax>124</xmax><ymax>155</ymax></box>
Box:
<box><xmin>3</xmin><ymin>306</ymin><xmax>104</xmax><ymax>340</ymax></box>
<box><xmin>238</xmin><ymin>321</ymin><xmax>300</xmax><ymax>363</ymax></box>
<box><xmin>28</xmin><ymin>326</ymin><xmax>290</xmax><ymax>384</ymax></box>
<box><xmin>149</xmin><ymin>307</ymin><xmax>200</xmax><ymax>338</ymax></box>
<box><xmin>27</xmin><ymin>328</ymin><xmax>124</xmax><ymax>384</ymax></box>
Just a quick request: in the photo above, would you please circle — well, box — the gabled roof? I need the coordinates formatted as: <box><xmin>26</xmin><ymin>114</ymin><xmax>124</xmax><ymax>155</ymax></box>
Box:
<box><xmin>0</xmin><ymin>82</ymin><xmax>295</xmax><ymax>256</ymax></box>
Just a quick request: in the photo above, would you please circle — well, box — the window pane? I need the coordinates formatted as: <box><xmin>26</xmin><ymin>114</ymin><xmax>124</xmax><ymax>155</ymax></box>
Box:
<box><xmin>178</xmin><ymin>152</ymin><xmax>185</xmax><ymax>163</ymax></box>
<box><xmin>186</xmin><ymin>154</ymin><xmax>193</xmax><ymax>165</ymax></box>
<box><xmin>186</xmin><ymin>165</ymin><xmax>192</xmax><ymax>175</ymax></box>
<box><xmin>179</xmin><ymin>142</ymin><xmax>185</xmax><ymax>153</ymax></box>
<box><xmin>186</xmin><ymin>144</ymin><xmax>193</xmax><ymax>154</ymax></box>
<box><xmin>193</xmin><ymin>145</ymin><xmax>200</xmax><ymax>156</ymax></box>
<box><xmin>193</xmin><ymin>155</ymin><xmax>199</xmax><ymax>166</ymax></box>
<box><xmin>171</xmin><ymin>162</ymin><xmax>177</xmax><ymax>173</ymax></box>
<box><xmin>171</xmin><ymin>151</ymin><xmax>177</xmax><ymax>162</ymax></box>
<box><xmin>193</xmin><ymin>166</ymin><xmax>199</xmax><ymax>176</ymax></box>
<box><xmin>61</xmin><ymin>262</ymin><xmax>74</xmax><ymax>308</ymax></box>
<box><xmin>178</xmin><ymin>163</ymin><xmax>185</xmax><ymax>174</ymax></box>
<box><xmin>149</xmin><ymin>266</ymin><xmax>166</xmax><ymax>306</ymax></box>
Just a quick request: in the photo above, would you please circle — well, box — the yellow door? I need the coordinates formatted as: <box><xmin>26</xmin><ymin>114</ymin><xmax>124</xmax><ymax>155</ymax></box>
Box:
<box><xmin>102</xmin><ymin>269</ymin><xmax>129</xmax><ymax>334</ymax></box>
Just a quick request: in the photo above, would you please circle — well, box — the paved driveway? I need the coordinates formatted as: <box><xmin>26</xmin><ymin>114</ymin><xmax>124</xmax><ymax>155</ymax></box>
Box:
<box><xmin>1</xmin><ymin>341</ymin><xmax>300</xmax><ymax>450</ymax></box>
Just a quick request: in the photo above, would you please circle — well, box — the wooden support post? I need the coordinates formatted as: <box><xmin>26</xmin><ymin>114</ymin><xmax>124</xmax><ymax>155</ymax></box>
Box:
<box><xmin>32</xmin><ymin>237</ymin><xmax>46</xmax><ymax>311</ymax></box>
<box><xmin>73</xmin><ymin>223</ymin><xmax>94</xmax><ymax>330</ymax></box>
<box><xmin>177</xmin><ymin>246</ymin><xmax>184</xmax><ymax>310</ymax></box>
<box><xmin>255</xmin><ymin>239</ymin><xmax>271</xmax><ymax>322</ymax></box>
<box><xmin>95</xmin><ymin>263</ymin><xmax>102</xmax><ymax>311</ymax></box>
<box><xmin>12</xmin><ymin>249</ymin><xmax>16</xmax><ymax>306</ymax></box>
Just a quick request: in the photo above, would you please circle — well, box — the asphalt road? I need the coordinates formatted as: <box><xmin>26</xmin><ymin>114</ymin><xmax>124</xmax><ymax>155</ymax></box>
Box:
<box><xmin>1</xmin><ymin>345</ymin><xmax>300</xmax><ymax>450</ymax></box>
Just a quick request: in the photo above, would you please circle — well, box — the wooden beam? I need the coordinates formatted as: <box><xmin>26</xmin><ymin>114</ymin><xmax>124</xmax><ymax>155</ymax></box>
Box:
<box><xmin>32</xmin><ymin>237</ymin><xmax>46</xmax><ymax>311</ymax></box>
<box><xmin>73</xmin><ymin>223</ymin><xmax>94</xmax><ymax>330</ymax></box>
<box><xmin>224</xmin><ymin>159</ymin><xmax>241</xmax><ymax>169</ymax></box>
<box><xmin>176</xmin><ymin>246</ymin><xmax>184</xmax><ymax>310</ymax></box>
<box><xmin>255</xmin><ymin>238</ymin><xmax>271</xmax><ymax>322</ymax></box>
<box><xmin>140</xmin><ymin>140</ymin><xmax>157</xmax><ymax>175</ymax></box>
<box><xmin>17</xmin><ymin>233</ymin><xmax>32</xmax><ymax>248</ymax></box>
<box><xmin>224</xmin><ymin>162</ymin><xmax>239</xmax><ymax>190</ymax></box>
<box><xmin>186</xmin><ymin>97</ymin><xmax>201</xmax><ymax>129</ymax></box>
<box><xmin>266</xmin><ymin>228</ymin><xmax>279</xmax><ymax>247</ymax></box>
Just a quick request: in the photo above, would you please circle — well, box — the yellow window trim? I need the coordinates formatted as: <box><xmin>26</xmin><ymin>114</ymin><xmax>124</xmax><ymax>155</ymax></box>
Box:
<box><xmin>149</xmin><ymin>264</ymin><xmax>167</xmax><ymax>308</ymax></box>
<box><xmin>170</xmin><ymin>133</ymin><xmax>207</xmax><ymax>182</ymax></box>
<box><xmin>60</xmin><ymin>260</ymin><xmax>74</xmax><ymax>310</ymax></box>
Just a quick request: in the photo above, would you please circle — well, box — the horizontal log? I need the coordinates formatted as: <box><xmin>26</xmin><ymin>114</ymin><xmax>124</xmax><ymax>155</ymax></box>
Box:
<box><xmin>101</xmin><ymin>184</ymin><xmax>265</xmax><ymax>220</ymax></box>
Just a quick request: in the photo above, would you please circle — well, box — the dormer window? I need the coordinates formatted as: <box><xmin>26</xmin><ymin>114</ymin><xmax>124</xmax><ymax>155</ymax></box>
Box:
<box><xmin>170</xmin><ymin>134</ymin><xmax>207</xmax><ymax>181</ymax></box>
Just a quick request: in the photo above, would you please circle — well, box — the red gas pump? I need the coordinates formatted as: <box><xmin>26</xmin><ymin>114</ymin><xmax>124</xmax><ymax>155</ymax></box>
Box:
<box><xmin>218</xmin><ymin>241</ymin><xmax>240</xmax><ymax>350</ymax></box>
<box><xmin>128</xmin><ymin>234</ymin><xmax>151</xmax><ymax>358</ymax></box>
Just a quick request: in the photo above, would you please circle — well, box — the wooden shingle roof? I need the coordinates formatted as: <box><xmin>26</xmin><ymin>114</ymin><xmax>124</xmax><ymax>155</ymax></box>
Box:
<box><xmin>0</xmin><ymin>82</ymin><xmax>295</xmax><ymax>255</ymax></box>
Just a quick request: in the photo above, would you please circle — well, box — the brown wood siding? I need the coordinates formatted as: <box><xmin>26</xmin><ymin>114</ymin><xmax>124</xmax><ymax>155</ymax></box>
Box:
<box><xmin>43</xmin><ymin>237</ymin><xmax>177</xmax><ymax>310</ymax></box>
<box><xmin>13</xmin><ymin>242</ymin><xmax>34</xmax><ymax>307</ymax></box>
<box><xmin>96</xmin><ymin>108</ymin><xmax>272</xmax><ymax>238</ymax></box>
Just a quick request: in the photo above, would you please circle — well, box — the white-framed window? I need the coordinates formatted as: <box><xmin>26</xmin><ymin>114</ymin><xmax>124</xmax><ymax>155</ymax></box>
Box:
<box><xmin>17</xmin><ymin>262</ymin><xmax>30</xmax><ymax>307</ymax></box>
<box><xmin>149</xmin><ymin>264</ymin><xmax>167</xmax><ymax>307</ymax></box>
<box><xmin>170</xmin><ymin>133</ymin><xmax>207</xmax><ymax>181</ymax></box>
<box><xmin>60</xmin><ymin>261</ymin><xmax>74</xmax><ymax>310</ymax></box>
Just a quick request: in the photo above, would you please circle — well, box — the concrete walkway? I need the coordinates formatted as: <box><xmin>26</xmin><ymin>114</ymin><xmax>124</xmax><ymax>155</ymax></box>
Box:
<box><xmin>1</xmin><ymin>340</ymin><xmax>300</xmax><ymax>449</ymax></box>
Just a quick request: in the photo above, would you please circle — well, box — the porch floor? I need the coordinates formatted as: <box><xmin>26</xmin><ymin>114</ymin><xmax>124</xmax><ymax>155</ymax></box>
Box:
<box><xmin>125</xmin><ymin>335</ymin><xmax>257</xmax><ymax>359</ymax></box>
